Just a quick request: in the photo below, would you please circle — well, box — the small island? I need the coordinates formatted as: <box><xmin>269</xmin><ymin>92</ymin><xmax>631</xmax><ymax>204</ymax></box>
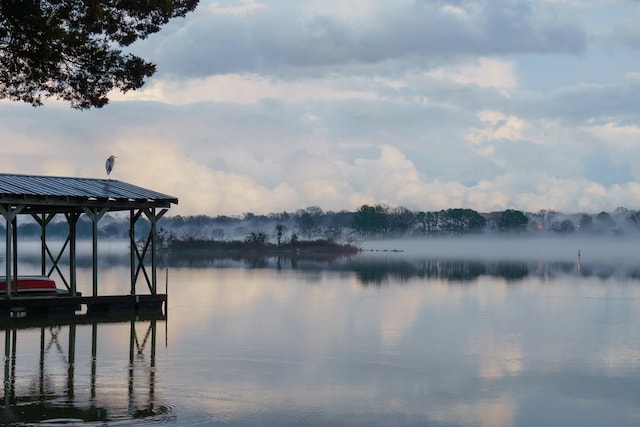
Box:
<box><xmin>166</xmin><ymin>235</ymin><xmax>359</xmax><ymax>257</ymax></box>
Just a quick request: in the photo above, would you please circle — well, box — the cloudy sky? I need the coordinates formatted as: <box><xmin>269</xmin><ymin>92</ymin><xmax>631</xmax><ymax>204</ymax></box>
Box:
<box><xmin>1</xmin><ymin>0</ymin><xmax>640</xmax><ymax>216</ymax></box>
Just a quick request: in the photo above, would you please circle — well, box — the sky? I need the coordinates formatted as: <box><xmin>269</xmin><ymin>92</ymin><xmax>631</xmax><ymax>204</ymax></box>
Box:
<box><xmin>1</xmin><ymin>0</ymin><xmax>640</xmax><ymax>217</ymax></box>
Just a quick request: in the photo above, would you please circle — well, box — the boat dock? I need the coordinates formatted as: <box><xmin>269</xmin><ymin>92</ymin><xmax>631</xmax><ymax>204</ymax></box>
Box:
<box><xmin>0</xmin><ymin>173</ymin><xmax>178</xmax><ymax>320</ymax></box>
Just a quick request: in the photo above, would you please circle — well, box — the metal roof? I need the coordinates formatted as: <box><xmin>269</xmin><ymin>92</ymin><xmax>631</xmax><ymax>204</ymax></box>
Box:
<box><xmin>0</xmin><ymin>173</ymin><xmax>178</xmax><ymax>212</ymax></box>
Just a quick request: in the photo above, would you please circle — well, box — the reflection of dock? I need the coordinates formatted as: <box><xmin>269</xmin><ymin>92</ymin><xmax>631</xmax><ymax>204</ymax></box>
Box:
<box><xmin>0</xmin><ymin>316</ymin><xmax>168</xmax><ymax>424</ymax></box>
<box><xmin>0</xmin><ymin>309</ymin><xmax>165</xmax><ymax>330</ymax></box>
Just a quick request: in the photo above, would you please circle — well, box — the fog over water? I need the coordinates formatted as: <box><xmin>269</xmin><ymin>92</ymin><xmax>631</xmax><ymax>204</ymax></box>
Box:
<box><xmin>361</xmin><ymin>235</ymin><xmax>640</xmax><ymax>265</ymax></box>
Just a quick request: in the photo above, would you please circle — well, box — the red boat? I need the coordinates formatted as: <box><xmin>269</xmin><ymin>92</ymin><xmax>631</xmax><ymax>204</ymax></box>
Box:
<box><xmin>0</xmin><ymin>276</ymin><xmax>70</xmax><ymax>296</ymax></box>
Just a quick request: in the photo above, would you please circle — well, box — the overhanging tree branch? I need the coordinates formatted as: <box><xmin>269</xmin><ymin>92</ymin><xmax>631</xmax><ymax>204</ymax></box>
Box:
<box><xmin>0</xmin><ymin>0</ymin><xmax>198</xmax><ymax>109</ymax></box>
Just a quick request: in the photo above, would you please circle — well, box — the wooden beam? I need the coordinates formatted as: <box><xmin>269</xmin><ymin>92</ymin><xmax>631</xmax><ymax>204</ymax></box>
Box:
<box><xmin>33</xmin><ymin>213</ymin><xmax>56</xmax><ymax>277</ymax></box>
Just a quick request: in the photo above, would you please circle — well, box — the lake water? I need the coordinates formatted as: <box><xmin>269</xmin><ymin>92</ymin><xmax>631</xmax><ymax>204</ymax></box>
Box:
<box><xmin>2</xmin><ymin>236</ymin><xmax>640</xmax><ymax>426</ymax></box>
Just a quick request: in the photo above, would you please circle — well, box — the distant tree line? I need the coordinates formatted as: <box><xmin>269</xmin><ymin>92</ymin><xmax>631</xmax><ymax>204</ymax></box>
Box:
<box><xmin>5</xmin><ymin>205</ymin><xmax>639</xmax><ymax>245</ymax></box>
<box><xmin>2</xmin><ymin>215</ymin><xmax>151</xmax><ymax>240</ymax></box>
<box><xmin>153</xmin><ymin>205</ymin><xmax>640</xmax><ymax>246</ymax></box>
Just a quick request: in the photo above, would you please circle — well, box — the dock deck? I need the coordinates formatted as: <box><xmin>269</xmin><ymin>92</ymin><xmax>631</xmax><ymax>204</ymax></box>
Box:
<box><xmin>0</xmin><ymin>294</ymin><xmax>166</xmax><ymax>319</ymax></box>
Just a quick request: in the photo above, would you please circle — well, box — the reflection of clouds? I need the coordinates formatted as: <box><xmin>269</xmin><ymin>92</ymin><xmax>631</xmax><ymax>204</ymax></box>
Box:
<box><xmin>468</xmin><ymin>333</ymin><xmax>524</xmax><ymax>380</ymax></box>
<box><xmin>166</xmin><ymin>268</ymin><xmax>300</xmax><ymax>342</ymax></box>
<box><xmin>163</xmin><ymin>262</ymin><xmax>640</xmax><ymax>426</ymax></box>
<box><xmin>461</xmin><ymin>279</ymin><xmax>525</xmax><ymax>380</ymax></box>
<box><xmin>441</xmin><ymin>397</ymin><xmax>518</xmax><ymax>427</ymax></box>
<box><xmin>378</xmin><ymin>286</ymin><xmax>427</xmax><ymax>350</ymax></box>
<box><xmin>592</xmin><ymin>347</ymin><xmax>640</xmax><ymax>376</ymax></box>
<box><xmin>470</xmin><ymin>277</ymin><xmax>509</xmax><ymax>310</ymax></box>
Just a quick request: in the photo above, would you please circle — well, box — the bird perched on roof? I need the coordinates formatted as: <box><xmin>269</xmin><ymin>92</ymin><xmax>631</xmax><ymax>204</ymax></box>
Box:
<box><xmin>105</xmin><ymin>155</ymin><xmax>117</xmax><ymax>176</ymax></box>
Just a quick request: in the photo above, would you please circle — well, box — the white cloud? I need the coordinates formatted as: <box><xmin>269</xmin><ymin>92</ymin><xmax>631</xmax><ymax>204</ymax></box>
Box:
<box><xmin>425</xmin><ymin>58</ymin><xmax>518</xmax><ymax>91</ymax></box>
<box><xmin>586</xmin><ymin>122</ymin><xmax>640</xmax><ymax>179</ymax></box>
<box><xmin>626</xmin><ymin>72</ymin><xmax>640</xmax><ymax>81</ymax></box>
<box><xmin>140</xmin><ymin>0</ymin><xmax>586</xmax><ymax>79</ymax></box>
<box><xmin>465</xmin><ymin>110</ymin><xmax>528</xmax><ymax>145</ymax></box>
<box><xmin>207</xmin><ymin>0</ymin><xmax>267</xmax><ymax>15</ymax></box>
<box><xmin>588</xmin><ymin>122</ymin><xmax>640</xmax><ymax>148</ymax></box>
<box><xmin>106</xmin><ymin>137</ymin><xmax>300</xmax><ymax>215</ymax></box>
<box><xmin>110</xmin><ymin>74</ymin><xmax>378</xmax><ymax>105</ymax></box>
<box><xmin>3</xmin><ymin>0</ymin><xmax>640</xmax><ymax>218</ymax></box>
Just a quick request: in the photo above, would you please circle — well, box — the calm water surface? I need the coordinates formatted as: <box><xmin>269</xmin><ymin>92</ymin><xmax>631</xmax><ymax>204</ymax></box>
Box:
<box><xmin>3</xmin><ymin>237</ymin><xmax>640</xmax><ymax>426</ymax></box>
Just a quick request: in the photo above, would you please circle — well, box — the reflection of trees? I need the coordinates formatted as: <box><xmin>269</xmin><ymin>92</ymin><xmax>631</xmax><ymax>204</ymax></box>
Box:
<box><xmin>423</xmin><ymin>259</ymin><xmax>487</xmax><ymax>282</ymax></box>
<box><xmin>162</xmin><ymin>252</ymin><xmax>640</xmax><ymax>285</ymax></box>
<box><xmin>244</xmin><ymin>255</ymin><xmax>268</xmax><ymax>269</ymax></box>
<box><xmin>166</xmin><ymin>252</ymin><xmax>350</xmax><ymax>270</ymax></box>
<box><xmin>352</xmin><ymin>259</ymin><xmax>529</xmax><ymax>284</ymax></box>
<box><xmin>354</xmin><ymin>260</ymin><xmax>416</xmax><ymax>285</ymax></box>
<box><xmin>489</xmin><ymin>263</ymin><xmax>530</xmax><ymax>281</ymax></box>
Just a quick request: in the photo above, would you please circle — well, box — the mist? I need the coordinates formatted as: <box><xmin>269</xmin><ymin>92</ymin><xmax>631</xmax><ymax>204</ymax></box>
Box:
<box><xmin>361</xmin><ymin>235</ymin><xmax>640</xmax><ymax>265</ymax></box>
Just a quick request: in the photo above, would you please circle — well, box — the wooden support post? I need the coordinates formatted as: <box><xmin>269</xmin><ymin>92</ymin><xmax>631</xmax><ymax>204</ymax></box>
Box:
<box><xmin>4</xmin><ymin>218</ymin><xmax>9</xmax><ymax>300</ymax></box>
<box><xmin>40</xmin><ymin>214</ymin><xmax>46</xmax><ymax>276</ymax></box>
<box><xmin>66</xmin><ymin>212</ymin><xmax>81</xmax><ymax>296</ymax></box>
<box><xmin>130</xmin><ymin>210</ymin><xmax>137</xmax><ymax>295</ymax></box>
<box><xmin>83</xmin><ymin>207</ymin><xmax>108</xmax><ymax>297</ymax></box>
<box><xmin>0</xmin><ymin>205</ymin><xmax>24</xmax><ymax>299</ymax></box>
<box><xmin>11</xmin><ymin>218</ymin><xmax>17</xmax><ymax>293</ymax></box>
<box><xmin>151</xmin><ymin>208</ymin><xmax>157</xmax><ymax>294</ymax></box>
<box><xmin>93</xmin><ymin>217</ymin><xmax>98</xmax><ymax>296</ymax></box>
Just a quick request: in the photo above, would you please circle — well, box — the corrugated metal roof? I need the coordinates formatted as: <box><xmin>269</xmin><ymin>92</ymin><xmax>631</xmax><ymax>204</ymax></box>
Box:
<box><xmin>0</xmin><ymin>173</ymin><xmax>178</xmax><ymax>205</ymax></box>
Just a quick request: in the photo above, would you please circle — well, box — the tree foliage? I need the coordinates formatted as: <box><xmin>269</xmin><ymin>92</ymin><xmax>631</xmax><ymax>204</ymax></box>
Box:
<box><xmin>352</xmin><ymin>204</ymin><xmax>389</xmax><ymax>237</ymax></box>
<box><xmin>439</xmin><ymin>208</ymin><xmax>486</xmax><ymax>234</ymax></box>
<box><xmin>294</xmin><ymin>207</ymin><xmax>321</xmax><ymax>240</ymax></box>
<box><xmin>551</xmin><ymin>218</ymin><xmax>575</xmax><ymax>233</ymax></box>
<box><xmin>0</xmin><ymin>0</ymin><xmax>198</xmax><ymax>109</ymax></box>
<box><xmin>415</xmin><ymin>209</ymin><xmax>485</xmax><ymax>235</ymax></box>
<box><xmin>498</xmin><ymin>209</ymin><xmax>528</xmax><ymax>232</ymax></box>
<box><xmin>387</xmin><ymin>206</ymin><xmax>415</xmax><ymax>234</ymax></box>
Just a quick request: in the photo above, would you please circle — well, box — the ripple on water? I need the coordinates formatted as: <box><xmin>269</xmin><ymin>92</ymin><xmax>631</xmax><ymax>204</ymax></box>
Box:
<box><xmin>153</xmin><ymin>385</ymin><xmax>337</xmax><ymax>427</ymax></box>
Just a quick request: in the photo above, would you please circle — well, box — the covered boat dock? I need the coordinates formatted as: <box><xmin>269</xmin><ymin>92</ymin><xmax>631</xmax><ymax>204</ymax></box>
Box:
<box><xmin>0</xmin><ymin>173</ymin><xmax>178</xmax><ymax>318</ymax></box>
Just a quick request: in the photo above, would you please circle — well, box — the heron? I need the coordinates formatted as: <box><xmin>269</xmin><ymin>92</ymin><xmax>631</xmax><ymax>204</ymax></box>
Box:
<box><xmin>105</xmin><ymin>155</ymin><xmax>117</xmax><ymax>176</ymax></box>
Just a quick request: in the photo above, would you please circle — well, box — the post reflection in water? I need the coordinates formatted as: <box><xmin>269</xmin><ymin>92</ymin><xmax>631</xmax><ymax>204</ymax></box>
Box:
<box><xmin>0</xmin><ymin>318</ymin><xmax>166</xmax><ymax>424</ymax></box>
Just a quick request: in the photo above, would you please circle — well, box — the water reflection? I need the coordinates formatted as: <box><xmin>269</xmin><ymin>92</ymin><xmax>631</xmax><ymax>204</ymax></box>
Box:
<box><xmin>0</xmin><ymin>318</ymin><xmax>167</xmax><ymax>424</ymax></box>
<box><xmin>161</xmin><ymin>262</ymin><xmax>640</xmax><ymax>426</ymax></box>
<box><xmin>8</xmin><ymin>241</ymin><xmax>640</xmax><ymax>426</ymax></box>
<box><xmin>16</xmin><ymin>239</ymin><xmax>640</xmax><ymax>285</ymax></box>
<box><xmin>162</xmin><ymin>251</ymin><xmax>640</xmax><ymax>285</ymax></box>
